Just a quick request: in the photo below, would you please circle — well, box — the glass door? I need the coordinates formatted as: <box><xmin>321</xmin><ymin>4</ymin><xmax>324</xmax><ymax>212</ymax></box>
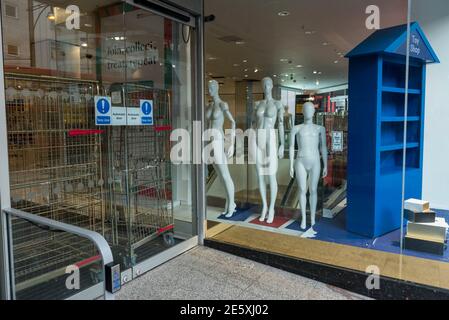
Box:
<box><xmin>1</xmin><ymin>0</ymin><xmax>199</xmax><ymax>299</ymax></box>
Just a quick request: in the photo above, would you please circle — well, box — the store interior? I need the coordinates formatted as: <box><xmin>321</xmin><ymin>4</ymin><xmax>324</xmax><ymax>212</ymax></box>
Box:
<box><xmin>204</xmin><ymin>0</ymin><xmax>449</xmax><ymax>290</ymax></box>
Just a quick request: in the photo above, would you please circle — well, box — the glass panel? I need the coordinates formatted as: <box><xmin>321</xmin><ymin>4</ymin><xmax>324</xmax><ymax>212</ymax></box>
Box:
<box><xmin>400</xmin><ymin>0</ymin><xmax>449</xmax><ymax>289</ymax></box>
<box><xmin>10</xmin><ymin>217</ymin><xmax>103</xmax><ymax>300</ymax></box>
<box><xmin>2</xmin><ymin>0</ymin><xmax>197</xmax><ymax>298</ymax></box>
<box><xmin>204</xmin><ymin>0</ymin><xmax>424</xmax><ymax>291</ymax></box>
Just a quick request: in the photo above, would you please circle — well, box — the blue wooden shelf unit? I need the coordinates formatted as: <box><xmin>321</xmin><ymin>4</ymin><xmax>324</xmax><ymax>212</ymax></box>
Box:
<box><xmin>345</xmin><ymin>22</ymin><xmax>440</xmax><ymax>238</ymax></box>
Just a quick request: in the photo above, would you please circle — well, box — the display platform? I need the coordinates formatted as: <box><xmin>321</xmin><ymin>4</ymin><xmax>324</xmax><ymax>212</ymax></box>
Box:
<box><xmin>208</xmin><ymin>205</ymin><xmax>449</xmax><ymax>263</ymax></box>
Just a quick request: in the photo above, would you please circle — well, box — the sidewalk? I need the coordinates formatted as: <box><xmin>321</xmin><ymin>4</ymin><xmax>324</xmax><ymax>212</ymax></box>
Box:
<box><xmin>116</xmin><ymin>246</ymin><xmax>369</xmax><ymax>300</ymax></box>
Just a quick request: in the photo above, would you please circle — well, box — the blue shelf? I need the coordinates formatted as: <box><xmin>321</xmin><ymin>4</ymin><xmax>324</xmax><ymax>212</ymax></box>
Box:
<box><xmin>382</xmin><ymin>86</ymin><xmax>421</xmax><ymax>94</ymax></box>
<box><xmin>380</xmin><ymin>142</ymin><xmax>419</xmax><ymax>152</ymax></box>
<box><xmin>381</xmin><ymin>116</ymin><xmax>420</xmax><ymax>122</ymax></box>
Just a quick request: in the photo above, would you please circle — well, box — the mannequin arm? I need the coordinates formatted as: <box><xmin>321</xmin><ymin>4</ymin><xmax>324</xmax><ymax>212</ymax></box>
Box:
<box><xmin>320</xmin><ymin>126</ymin><xmax>328</xmax><ymax>178</ymax></box>
<box><xmin>277</xmin><ymin>102</ymin><xmax>285</xmax><ymax>158</ymax></box>
<box><xmin>289</xmin><ymin>126</ymin><xmax>298</xmax><ymax>178</ymax></box>
<box><xmin>223</xmin><ymin>104</ymin><xmax>236</xmax><ymax>157</ymax></box>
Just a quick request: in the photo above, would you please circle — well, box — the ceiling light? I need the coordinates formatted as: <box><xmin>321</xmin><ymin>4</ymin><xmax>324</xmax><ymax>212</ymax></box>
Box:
<box><xmin>254</xmin><ymin>68</ymin><xmax>259</xmax><ymax>73</ymax></box>
<box><xmin>84</xmin><ymin>23</ymin><xmax>92</xmax><ymax>28</ymax></box>
<box><xmin>244</xmin><ymin>75</ymin><xmax>248</xmax><ymax>78</ymax></box>
<box><xmin>244</xmin><ymin>68</ymin><xmax>249</xmax><ymax>72</ymax></box>
<box><xmin>278</xmin><ymin>11</ymin><xmax>290</xmax><ymax>17</ymax></box>
<box><xmin>208</xmin><ymin>56</ymin><xmax>217</xmax><ymax>61</ymax></box>
<box><xmin>304</xmin><ymin>30</ymin><xmax>316</xmax><ymax>35</ymax></box>
<box><xmin>243</xmin><ymin>59</ymin><xmax>248</xmax><ymax>63</ymax></box>
<box><xmin>47</xmin><ymin>13</ymin><xmax>55</xmax><ymax>21</ymax></box>
<box><xmin>318</xmin><ymin>72</ymin><xmax>322</xmax><ymax>75</ymax></box>
<box><xmin>273</xmin><ymin>75</ymin><xmax>277</xmax><ymax>78</ymax></box>
<box><xmin>280</xmin><ymin>58</ymin><xmax>289</xmax><ymax>63</ymax></box>
<box><xmin>322</xmin><ymin>42</ymin><xmax>329</xmax><ymax>46</ymax></box>
<box><xmin>313</xmin><ymin>71</ymin><xmax>318</xmax><ymax>74</ymax></box>
<box><xmin>334</xmin><ymin>60</ymin><xmax>339</xmax><ymax>64</ymax></box>
<box><xmin>296</xmin><ymin>65</ymin><xmax>303</xmax><ymax>68</ymax></box>
<box><xmin>81</xmin><ymin>43</ymin><xmax>88</xmax><ymax>47</ymax></box>
<box><xmin>233</xmin><ymin>63</ymin><xmax>240</xmax><ymax>67</ymax></box>
<box><xmin>316</xmin><ymin>80</ymin><xmax>320</xmax><ymax>86</ymax></box>
<box><xmin>235</xmin><ymin>41</ymin><xmax>245</xmax><ymax>45</ymax></box>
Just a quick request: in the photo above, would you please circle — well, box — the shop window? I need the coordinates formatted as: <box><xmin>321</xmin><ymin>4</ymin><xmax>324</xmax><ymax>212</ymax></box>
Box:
<box><xmin>6</xmin><ymin>44</ymin><xmax>19</xmax><ymax>56</ymax></box>
<box><xmin>4</xmin><ymin>3</ymin><xmax>18</xmax><ymax>19</ymax></box>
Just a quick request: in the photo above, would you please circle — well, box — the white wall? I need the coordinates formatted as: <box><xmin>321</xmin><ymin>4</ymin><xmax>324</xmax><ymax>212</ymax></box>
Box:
<box><xmin>412</xmin><ymin>1</ymin><xmax>449</xmax><ymax>209</ymax></box>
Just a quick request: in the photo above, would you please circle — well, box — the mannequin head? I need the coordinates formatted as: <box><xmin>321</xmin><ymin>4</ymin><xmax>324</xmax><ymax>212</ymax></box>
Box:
<box><xmin>208</xmin><ymin>80</ymin><xmax>219</xmax><ymax>97</ymax></box>
<box><xmin>303</xmin><ymin>102</ymin><xmax>316</xmax><ymax>120</ymax></box>
<box><xmin>261</xmin><ymin>77</ymin><xmax>273</xmax><ymax>94</ymax></box>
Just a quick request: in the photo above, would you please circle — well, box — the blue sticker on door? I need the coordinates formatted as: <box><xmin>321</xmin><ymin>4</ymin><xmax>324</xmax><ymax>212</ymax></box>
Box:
<box><xmin>140</xmin><ymin>100</ymin><xmax>153</xmax><ymax>125</ymax></box>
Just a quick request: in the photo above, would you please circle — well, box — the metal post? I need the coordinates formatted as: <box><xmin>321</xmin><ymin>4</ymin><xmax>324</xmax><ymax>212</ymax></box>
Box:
<box><xmin>194</xmin><ymin>4</ymin><xmax>205</xmax><ymax>245</ymax></box>
<box><xmin>0</xmin><ymin>8</ymin><xmax>13</xmax><ymax>300</ymax></box>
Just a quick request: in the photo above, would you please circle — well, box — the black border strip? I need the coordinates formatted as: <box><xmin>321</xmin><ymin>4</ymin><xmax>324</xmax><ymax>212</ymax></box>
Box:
<box><xmin>133</xmin><ymin>0</ymin><xmax>191</xmax><ymax>22</ymax></box>
<box><xmin>205</xmin><ymin>239</ymin><xmax>449</xmax><ymax>300</ymax></box>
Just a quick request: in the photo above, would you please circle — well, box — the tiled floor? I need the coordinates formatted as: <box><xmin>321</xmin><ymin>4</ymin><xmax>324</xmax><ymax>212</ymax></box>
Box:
<box><xmin>116</xmin><ymin>246</ymin><xmax>370</xmax><ymax>300</ymax></box>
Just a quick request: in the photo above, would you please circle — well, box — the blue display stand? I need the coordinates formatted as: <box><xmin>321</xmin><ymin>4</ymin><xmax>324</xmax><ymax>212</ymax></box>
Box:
<box><xmin>345</xmin><ymin>22</ymin><xmax>439</xmax><ymax>237</ymax></box>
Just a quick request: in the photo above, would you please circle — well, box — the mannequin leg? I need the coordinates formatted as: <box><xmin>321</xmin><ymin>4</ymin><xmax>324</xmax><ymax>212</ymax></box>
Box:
<box><xmin>295</xmin><ymin>160</ymin><xmax>308</xmax><ymax>230</ymax></box>
<box><xmin>213</xmin><ymin>163</ymin><xmax>228</xmax><ymax>215</ymax></box>
<box><xmin>218</xmin><ymin>160</ymin><xmax>237</xmax><ymax>218</ymax></box>
<box><xmin>308</xmin><ymin>160</ymin><xmax>321</xmax><ymax>227</ymax></box>
<box><xmin>267</xmin><ymin>174</ymin><xmax>278</xmax><ymax>224</ymax></box>
<box><xmin>256</xmin><ymin>148</ymin><xmax>268</xmax><ymax>221</ymax></box>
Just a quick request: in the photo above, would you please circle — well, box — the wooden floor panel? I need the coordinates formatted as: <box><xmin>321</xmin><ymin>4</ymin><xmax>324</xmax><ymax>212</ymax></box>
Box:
<box><xmin>208</xmin><ymin>224</ymin><xmax>449</xmax><ymax>290</ymax></box>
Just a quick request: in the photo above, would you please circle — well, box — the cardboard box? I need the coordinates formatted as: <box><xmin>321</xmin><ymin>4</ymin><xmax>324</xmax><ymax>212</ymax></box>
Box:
<box><xmin>404</xmin><ymin>199</ymin><xmax>430</xmax><ymax>213</ymax></box>
<box><xmin>404</xmin><ymin>235</ymin><xmax>446</xmax><ymax>256</ymax></box>
<box><xmin>405</xmin><ymin>209</ymin><xmax>436</xmax><ymax>224</ymax></box>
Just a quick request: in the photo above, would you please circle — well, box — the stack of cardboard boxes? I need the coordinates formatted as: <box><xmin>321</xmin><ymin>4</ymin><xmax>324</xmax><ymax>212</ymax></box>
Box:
<box><xmin>404</xmin><ymin>199</ymin><xmax>448</xmax><ymax>256</ymax></box>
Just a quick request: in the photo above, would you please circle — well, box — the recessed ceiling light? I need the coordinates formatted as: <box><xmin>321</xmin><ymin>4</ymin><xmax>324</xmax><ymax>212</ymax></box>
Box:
<box><xmin>278</xmin><ymin>11</ymin><xmax>290</xmax><ymax>17</ymax></box>
<box><xmin>280</xmin><ymin>58</ymin><xmax>289</xmax><ymax>63</ymax></box>
<box><xmin>334</xmin><ymin>60</ymin><xmax>339</xmax><ymax>64</ymax></box>
<box><xmin>208</xmin><ymin>56</ymin><xmax>217</xmax><ymax>61</ymax></box>
<box><xmin>304</xmin><ymin>30</ymin><xmax>316</xmax><ymax>35</ymax></box>
<box><xmin>244</xmin><ymin>68</ymin><xmax>249</xmax><ymax>72</ymax></box>
<box><xmin>322</xmin><ymin>42</ymin><xmax>329</xmax><ymax>46</ymax></box>
<box><xmin>313</xmin><ymin>71</ymin><xmax>318</xmax><ymax>74</ymax></box>
<box><xmin>243</xmin><ymin>59</ymin><xmax>248</xmax><ymax>63</ymax></box>
<box><xmin>296</xmin><ymin>65</ymin><xmax>303</xmax><ymax>68</ymax></box>
<box><xmin>254</xmin><ymin>68</ymin><xmax>259</xmax><ymax>73</ymax></box>
<box><xmin>84</xmin><ymin>23</ymin><xmax>92</xmax><ymax>28</ymax></box>
<box><xmin>316</xmin><ymin>80</ymin><xmax>320</xmax><ymax>86</ymax></box>
<box><xmin>235</xmin><ymin>41</ymin><xmax>245</xmax><ymax>45</ymax></box>
<box><xmin>244</xmin><ymin>75</ymin><xmax>249</xmax><ymax>78</ymax></box>
<box><xmin>81</xmin><ymin>43</ymin><xmax>88</xmax><ymax>47</ymax></box>
<box><xmin>318</xmin><ymin>71</ymin><xmax>322</xmax><ymax>75</ymax></box>
<box><xmin>233</xmin><ymin>63</ymin><xmax>240</xmax><ymax>67</ymax></box>
<box><xmin>273</xmin><ymin>75</ymin><xmax>277</xmax><ymax>78</ymax></box>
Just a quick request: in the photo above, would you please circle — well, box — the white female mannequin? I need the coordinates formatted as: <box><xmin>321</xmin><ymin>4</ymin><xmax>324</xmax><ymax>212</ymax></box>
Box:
<box><xmin>206</xmin><ymin>80</ymin><xmax>237</xmax><ymax>218</ymax></box>
<box><xmin>252</xmin><ymin>77</ymin><xmax>285</xmax><ymax>224</ymax></box>
<box><xmin>289</xmin><ymin>102</ymin><xmax>328</xmax><ymax>229</ymax></box>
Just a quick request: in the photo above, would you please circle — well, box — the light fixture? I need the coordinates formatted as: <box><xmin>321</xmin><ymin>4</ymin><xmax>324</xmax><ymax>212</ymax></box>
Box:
<box><xmin>84</xmin><ymin>23</ymin><xmax>92</xmax><ymax>28</ymax></box>
<box><xmin>316</xmin><ymin>80</ymin><xmax>320</xmax><ymax>86</ymax></box>
<box><xmin>334</xmin><ymin>60</ymin><xmax>339</xmax><ymax>64</ymax></box>
<box><xmin>235</xmin><ymin>41</ymin><xmax>245</xmax><ymax>45</ymax></box>
<box><xmin>296</xmin><ymin>65</ymin><xmax>303</xmax><ymax>68</ymax></box>
<box><xmin>243</xmin><ymin>59</ymin><xmax>248</xmax><ymax>63</ymax></box>
<box><xmin>322</xmin><ymin>42</ymin><xmax>329</xmax><ymax>46</ymax></box>
<box><xmin>208</xmin><ymin>56</ymin><xmax>217</xmax><ymax>61</ymax></box>
<box><xmin>313</xmin><ymin>71</ymin><xmax>318</xmax><ymax>74</ymax></box>
<box><xmin>233</xmin><ymin>63</ymin><xmax>240</xmax><ymax>67</ymax></box>
<box><xmin>304</xmin><ymin>30</ymin><xmax>316</xmax><ymax>35</ymax></box>
<box><xmin>47</xmin><ymin>12</ymin><xmax>55</xmax><ymax>21</ymax></box>
<box><xmin>273</xmin><ymin>74</ymin><xmax>277</xmax><ymax>78</ymax></box>
<box><xmin>254</xmin><ymin>68</ymin><xmax>259</xmax><ymax>73</ymax></box>
<box><xmin>81</xmin><ymin>43</ymin><xmax>88</xmax><ymax>47</ymax></box>
<box><xmin>280</xmin><ymin>58</ymin><xmax>289</xmax><ymax>63</ymax></box>
<box><xmin>278</xmin><ymin>11</ymin><xmax>290</xmax><ymax>17</ymax></box>
<box><xmin>244</xmin><ymin>74</ymin><xmax>249</xmax><ymax>78</ymax></box>
<box><xmin>244</xmin><ymin>68</ymin><xmax>249</xmax><ymax>72</ymax></box>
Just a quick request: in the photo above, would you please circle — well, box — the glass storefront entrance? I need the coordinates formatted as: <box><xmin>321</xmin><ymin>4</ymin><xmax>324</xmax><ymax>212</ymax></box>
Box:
<box><xmin>0</xmin><ymin>0</ymin><xmax>201</xmax><ymax>299</ymax></box>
